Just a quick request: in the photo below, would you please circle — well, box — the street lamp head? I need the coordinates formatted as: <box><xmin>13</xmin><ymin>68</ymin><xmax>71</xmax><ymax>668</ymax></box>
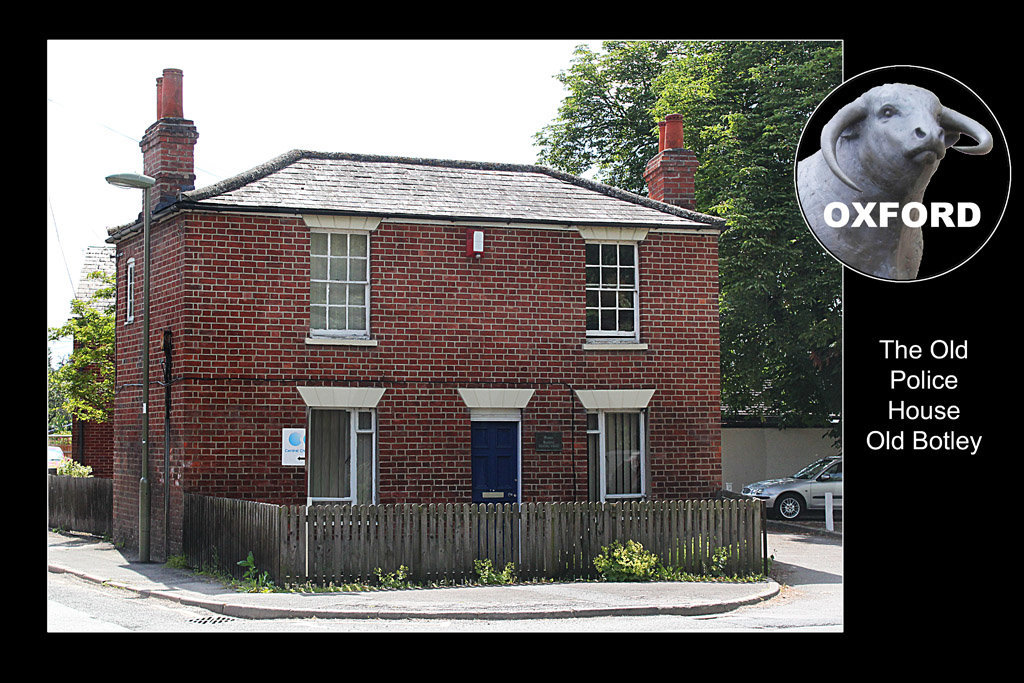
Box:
<box><xmin>106</xmin><ymin>172</ymin><xmax>156</xmax><ymax>189</ymax></box>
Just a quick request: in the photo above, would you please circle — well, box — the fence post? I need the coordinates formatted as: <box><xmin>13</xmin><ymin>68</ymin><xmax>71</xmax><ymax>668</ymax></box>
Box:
<box><xmin>761</xmin><ymin>499</ymin><xmax>769</xmax><ymax>576</ymax></box>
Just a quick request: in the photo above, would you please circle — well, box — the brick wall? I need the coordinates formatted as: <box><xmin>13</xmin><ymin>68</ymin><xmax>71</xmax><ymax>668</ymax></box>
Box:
<box><xmin>111</xmin><ymin>208</ymin><xmax>187</xmax><ymax>555</ymax></box>
<box><xmin>112</xmin><ymin>210</ymin><xmax>721</xmax><ymax>557</ymax></box>
<box><xmin>644</xmin><ymin>149</ymin><xmax>700</xmax><ymax>209</ymax></box>
<box><xmin>68</xmin><ymin>335</ymin><xmax>114</xmax><ymax>479</ymax></box>
<box><xmin>72</xmin><ymin>417</ymin><xmax>114</xmax><ymax>479</ymax></box>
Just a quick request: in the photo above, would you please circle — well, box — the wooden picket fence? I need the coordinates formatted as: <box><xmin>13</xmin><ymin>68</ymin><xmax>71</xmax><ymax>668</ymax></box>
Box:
<box><xmin>47</xmin><ymin>474</ymin><xmax>113</xmax><ymax>538</ymax></box>
<box><xmin>183</xmin><ymin>494</ymin><xmax>285</xmax><ymax>582</ymax></box>
<box><xmin>183</xmin><ymin>493</ymin><xmax>767</xmax><ymax>585</ymax></box>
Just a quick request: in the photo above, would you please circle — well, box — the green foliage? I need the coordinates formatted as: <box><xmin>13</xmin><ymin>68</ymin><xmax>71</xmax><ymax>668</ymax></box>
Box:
<box><xmin>655</xmin><ymin>41</ymin><xmax>843</xmax><ymax>435</ymax></box>
<box><xmin>703</xmin><ymin>546</ymin><xmax>731</xmax><ymax>577</ymax></box>
<box><xmin>374</xmin><ymin>565</ymin><xmax>412</xmax><ymax>589</ymax></box>
<box><xmin>535</xmin><ymin>41</ymin><xmax>843</xmax><ymax>435</ymax></box>
<box><xmin>56</xmin><ymin>459</ymin><xmax>92</xmax><ymax>477</ymax></box>
<box><xmin>47</xmin><ymin>349</ymin><xmax>71</xmax><ymax>433</ymax></box>
<box><xmin>474</xmin><ymin>558</ymin><xmax>517</xmax><ymax>585</ymax></box>
<box><xmin>165</xmin><ymin>554</ymin><xmax>190</xmax><ymax>570</ymax></box>
<box><xmin>237</xmin><ymin>551</ymin><xmax>275</xmax><ymax>592</ymax></box>
<box><xmin>594</xmin><ymin>539</ymin><xmax>767</xmax><ymax>582</ymax></box>
<box><xmin>592</xmin><ymin>540</ymin><xmax>660</xmax><ymax>581</ymax></box>
<box><xmin>281</xmin><ymin>580</ymin><xmax>372</xmax><ymax>593</ymax></box>
<box><xmin>535</xmin><ymin>40</ymin><xmax>684</xmax><ymax>193</ymax></box>
<box><xmin>47</xmin><ymin>271</ymin><xmax>116</xmax><ymax>424</ymax></box>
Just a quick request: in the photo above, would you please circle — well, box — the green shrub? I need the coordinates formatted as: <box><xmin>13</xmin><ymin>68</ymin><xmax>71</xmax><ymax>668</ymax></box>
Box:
<box><xmin>237</xmin><ymin>551</ymin><xmax>275</xmax><ymax>592</ymax></box>
<box><xmin>165</xmin><ymin>554</ymin><xmax>190</xmax><ymax>570</ymax></box>
<box><xmin>374</xmin><ymin>565</ymin><xmax>412</xmax><ymax>589</ymax></box>
<box><xmin>593</xmin><ymin>540</ymin><xmax>659</xmax><ymax>582</ymax></box>
<box><xmin>474</xmin><ymin>559</ymin><xmax>517</xmax><ymax>585</ymax></box>
<box><xmin>56</xmin><ymin>459</ymin><xmax>92</xmax><ymax>477</ymax></box>
<box><xmin>593</xmin><ymin>539</ymin><xmax>770</xmax><ymax>582</ymax></box>
<box><xmin>703</xmin><ymin>546</ymin><xmax>731</xmax><ymax>577</ymax></box>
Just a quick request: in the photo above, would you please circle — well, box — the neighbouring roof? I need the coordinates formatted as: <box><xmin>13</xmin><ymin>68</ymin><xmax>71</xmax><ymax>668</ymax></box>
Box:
<box><xmin>74</xmin><ymin>246</ymin><xmax>116</xmax><ymax>307</ymax></box>
<box><xmin>108</xmin><ymin>151</ymin><xmax>725</xmax><ymax>241</ymax></box>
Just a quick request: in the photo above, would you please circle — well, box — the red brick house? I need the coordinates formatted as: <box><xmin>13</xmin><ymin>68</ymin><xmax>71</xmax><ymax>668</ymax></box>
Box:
<box><xmin>107</xmin><ymin>69</ymin><xmax>725</xmax><ymax>559</ymax></box>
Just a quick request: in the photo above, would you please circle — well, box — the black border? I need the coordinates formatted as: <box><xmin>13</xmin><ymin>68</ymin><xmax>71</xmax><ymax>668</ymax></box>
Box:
<box><xmin>842</xmin><ymin>39</ymin><xmax>1015</xmax><ymax>634</ymax></box>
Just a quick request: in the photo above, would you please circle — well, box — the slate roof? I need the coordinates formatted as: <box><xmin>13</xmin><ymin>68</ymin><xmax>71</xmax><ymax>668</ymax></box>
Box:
<box><xmin>178</xmin><ymin>151</ymin><xmax>725</xmax><ymax>230</ymax></box>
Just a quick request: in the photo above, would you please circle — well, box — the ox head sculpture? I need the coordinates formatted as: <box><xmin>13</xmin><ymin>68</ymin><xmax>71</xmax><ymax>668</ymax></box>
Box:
<box><xmin>820</xmin><ymin>83</ymin><xmax>993</xmax><ymax>194</ymax></box>
<box><xmin>797</xmin><ymin>82</ymin><xmax>995</xmax><ymax>280</ymax></box>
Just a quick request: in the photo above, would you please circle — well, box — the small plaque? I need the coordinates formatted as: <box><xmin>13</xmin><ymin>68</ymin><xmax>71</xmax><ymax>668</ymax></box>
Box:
<box><xmin>535</xmin><ymin>431</ymin><xmax>562</xmax><ymax>452</ymax></box>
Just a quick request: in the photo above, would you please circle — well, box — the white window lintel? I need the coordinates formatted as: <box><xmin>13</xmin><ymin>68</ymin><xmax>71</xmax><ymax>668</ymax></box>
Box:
<box><xmin>575</xmin><ymin>226</ymin><xmax>649</xmax><ymax>242</ymax></box>
<box><xmin>457</xmin><ymin>388</ymin><xmax>535</xmax><ymax>410</ymax></box>
<box><xmin>297</xmin><ymin>386</ymin><xmax>386</xmax><ymax>408</ymax></box>
<box><xmin>574</xmin><ymin>389</ymin><xmax>655</xmax><ymax>411</ymax></box>
<box><xmin>303</xmin><ymin>215</ymin><xmax>382</xmax><ymax>232</ymax></box>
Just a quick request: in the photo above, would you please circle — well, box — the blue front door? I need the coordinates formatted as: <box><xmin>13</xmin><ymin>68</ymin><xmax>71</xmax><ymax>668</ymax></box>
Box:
<box><xmin>471</xmin><ymin>422</ymin><xmax>518</xmax><ymax>503</ymax></box>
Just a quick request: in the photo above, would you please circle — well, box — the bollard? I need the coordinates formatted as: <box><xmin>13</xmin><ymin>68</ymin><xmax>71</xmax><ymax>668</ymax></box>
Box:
<box><xmin>825</xmin><ymin>492</ymin><xmax>834</xmax><ymax>531</ymax></box>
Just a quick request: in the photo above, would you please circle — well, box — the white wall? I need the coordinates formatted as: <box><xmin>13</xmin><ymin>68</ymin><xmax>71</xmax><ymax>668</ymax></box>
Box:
<box><xmin>721</xmin><ymin>427</ymin><xmax>839</xmax><ymax>491</ymax></box>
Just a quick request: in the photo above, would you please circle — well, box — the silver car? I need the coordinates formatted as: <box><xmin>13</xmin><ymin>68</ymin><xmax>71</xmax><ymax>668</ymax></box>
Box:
<box><xmin>47</xmin><ymin>446</ymin><xmax>66</xmax><ymax>473</ymax></box>
<box><xmin>741</xmin><ymin>456</ymin><xmax>842</xmax><ymax>520</ymax></box>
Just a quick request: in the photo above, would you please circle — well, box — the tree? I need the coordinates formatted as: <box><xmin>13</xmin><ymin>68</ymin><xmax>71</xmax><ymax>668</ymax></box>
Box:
<box><xmin>535</xmin><ymin>40</ymin><xmax>842</xmax><ymax>433</ymax></box>
<box><xmin>47</xmin><ymin>347</ymin><xmax>71</xmax><ymax>433</ymax></box>
<box><xmin>47</xmin><ymin>271</ymin><xmax>115</xmax><ymax>423</ymax></box>
<box><xmin>534</xmin><ymin>40</ymin><xmax>684</xmax><ymax>193</ymax></box>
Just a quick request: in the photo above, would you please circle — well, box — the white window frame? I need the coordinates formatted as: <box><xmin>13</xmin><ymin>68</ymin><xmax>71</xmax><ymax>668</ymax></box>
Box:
<box><xmin>306</xmin><ymin>407</ymin><xmax>377</xmax><ymax>506</ymax></box>
<box><xmin>585</xmin><ymin>241</ymin><xmax>640</xmax><ymax>341</ymax></box>
<box><xmin>309</xmin><ymin>229</ymin><xmax>371</xmax><ymax>339</ymax></box>
<box><xmin>125</xmin><ymin>257</ymin><xmax>136</xmax><ymax>323</ymax></box>
<box><xmin>587</xmin><ymin>410</ymin><xmax>647</xmax><ymax>502</ymax></box>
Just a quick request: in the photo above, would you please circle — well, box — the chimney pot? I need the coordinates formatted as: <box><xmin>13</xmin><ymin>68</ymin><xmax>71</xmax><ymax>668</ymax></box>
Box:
<box><xmin>663</xmin><ymin>113</ymin><xmax>685</xmax><ymax>151</ymax></box>
<box><xmin>158</xmin><ymin>68</ymin><xmax>184</xmax><ymax>119</ymax></box>
<box><xmin>155</xmin><ymin>76</ymin><xmax>164</xmax><ymax>120</ymax></box>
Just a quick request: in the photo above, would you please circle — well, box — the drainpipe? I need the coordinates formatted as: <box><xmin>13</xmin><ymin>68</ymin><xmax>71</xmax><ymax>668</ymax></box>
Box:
<box><xmin>162</xmin><ymin>329</ymin><xmax>173</xmax><ymax>561</ymax></box>
<box><xmin>77</xmin><ymin>420</ymin><xmax>85</xmax><ymax>466</ymax></box>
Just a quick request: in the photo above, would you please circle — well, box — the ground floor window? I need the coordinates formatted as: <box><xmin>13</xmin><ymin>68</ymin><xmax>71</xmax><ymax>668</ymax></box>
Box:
<box><xmin>587</xmin><ymin>411</ymin><xmax>646</xmax><ymax>502</ymax></box>
<box><xmin>308</xmin><ymin>408</ymin><xmax>375</xmax><ymax>504</ymax></box>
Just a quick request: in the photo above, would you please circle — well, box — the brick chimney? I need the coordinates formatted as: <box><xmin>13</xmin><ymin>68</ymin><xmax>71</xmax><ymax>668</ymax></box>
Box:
<box><xmin>643</xmin><ymin>114</ymin><xmax>698</xmax><ymax>210</ymax></box>
<box><xmin>140</xmin><ymin>68</ymin><xmax>199</xmax><ymax>213</ymax></box>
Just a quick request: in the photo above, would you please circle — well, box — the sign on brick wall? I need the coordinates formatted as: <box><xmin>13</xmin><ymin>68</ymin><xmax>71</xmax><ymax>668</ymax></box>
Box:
<box><xmin>535</xmin><ymin>431</ymin><xmax>563</xmax><ymax>452</ymax></box>
<box><xmin>282</xmin><ymin>429</ymin><xmax>305</xmax><ymax>466</ymax></box>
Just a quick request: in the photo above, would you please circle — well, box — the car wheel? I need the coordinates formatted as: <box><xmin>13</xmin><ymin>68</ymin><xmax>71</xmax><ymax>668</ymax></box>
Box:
<box><xmin>775</xmin><ymin>493</ymin><xmax>804</xmax><ymax>520</ymax></box>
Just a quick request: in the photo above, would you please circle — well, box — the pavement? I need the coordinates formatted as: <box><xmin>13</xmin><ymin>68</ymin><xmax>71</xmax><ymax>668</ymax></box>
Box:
<box><xmin>770</xmin><ymin>516</ymin><xmax>843</xmax><ymax>538</ymax></box>
<box><xmin>47</xmin><ymin>529</ymin><xmax>783</xmax><ymax>621</ymax></box>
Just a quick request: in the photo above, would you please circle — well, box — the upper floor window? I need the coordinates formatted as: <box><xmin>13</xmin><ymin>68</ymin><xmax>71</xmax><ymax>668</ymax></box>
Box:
<box><xmin>126</xmin><ymin>258</ymin><xmax>136</xmax><ymax>323</ymax></box>
<box><xmin>310</xmin><ymin>231</ymin><xmax>370</xmax><ymax>337</ymax></box>
<box><xmin>585</xmin><ymin>242</ymin><xmax>638</xmax><ymax>339</ymax></box>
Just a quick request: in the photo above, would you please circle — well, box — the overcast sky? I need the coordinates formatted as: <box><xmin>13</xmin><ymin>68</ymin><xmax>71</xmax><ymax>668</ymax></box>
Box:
<box><xmin>46</xmin><ymin>38</ymin><xmax>599</xmax><ymax>359</ymax></box>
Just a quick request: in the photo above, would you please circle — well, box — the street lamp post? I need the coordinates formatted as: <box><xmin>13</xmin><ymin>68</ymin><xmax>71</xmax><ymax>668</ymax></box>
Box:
<box><xmin>106</xmin><ymin>172</ymin><xmax>156</xmax><ymax>563</ymax></box>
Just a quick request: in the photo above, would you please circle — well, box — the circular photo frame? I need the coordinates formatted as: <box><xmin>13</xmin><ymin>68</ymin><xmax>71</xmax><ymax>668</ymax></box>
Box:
<box><xmin>794</xmin><ymin>65</ymin><xmax>1009</xmax><ymax>282</ymax></box>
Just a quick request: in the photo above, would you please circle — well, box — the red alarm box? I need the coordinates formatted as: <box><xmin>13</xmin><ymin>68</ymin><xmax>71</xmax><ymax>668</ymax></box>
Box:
<box><xmin>466</xmin><ymin>228</ymin><xmax>485</xmax><ymax>258</ymax></box>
